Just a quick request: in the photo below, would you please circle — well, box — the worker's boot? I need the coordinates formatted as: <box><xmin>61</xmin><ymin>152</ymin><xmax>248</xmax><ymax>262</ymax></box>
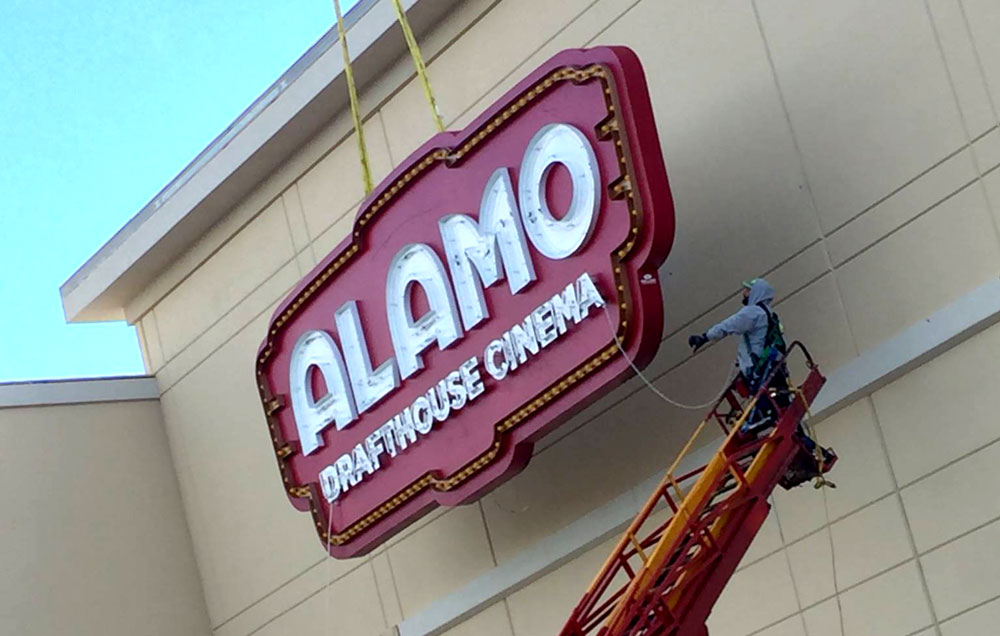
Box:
<box><xmin>780</xmin><ymin>443</ymin><xmax>838</xmax><ymax>489</ymax></box>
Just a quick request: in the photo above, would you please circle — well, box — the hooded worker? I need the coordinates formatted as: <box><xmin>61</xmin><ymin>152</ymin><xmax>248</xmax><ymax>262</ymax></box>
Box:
<box><xmin>689</xmin><ymin>278</ymin><xmax>837</xmax><ymax>483</ymax></box>
<box><xmin>688</xmin><ymin>278</ymin><xmax>777</xmax><ymax>382</ymax></box>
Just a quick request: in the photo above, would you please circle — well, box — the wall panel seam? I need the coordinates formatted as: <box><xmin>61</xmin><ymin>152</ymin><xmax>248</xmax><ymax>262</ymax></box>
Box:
<box><xmin>830</xmin><ymin>128</ymin><xmax>994</xmax><ymax>239</ymax></box>
<box><xmin>208</xmin><ymin>514</ymin><xmax>450</xmax><ymax>632</ymax></box>
<box><xmin>916</xmin><ymin>514</ymin><xmax>1000</xmax><ymax>562</ymax></box>
<box><xmin>868</xmin><ymin>391</ymin><xmax>944</xmax><ymax>633</ymax></box>
<box><xmin>371</xmin><ymin>559</ymin><xmax>393</xmax><ymax>632</ymax></box>
<box><xmin>241</xmin><ymin>576</ymin><xmax>335</xmax><ymax>636</ymax></box>
<box><xmin>957</xmin><ymin>0</ymin><xmax>1000</xmax><ymax>162</ymax></box>
<box><xmin>745</xmin><ymin>490</ymin><xmax>898</xmax><ymax>574</ymax></box>
<box><xmin>479</xmin><ymin>500</ymin><xmax>500</xmax><ymax>568</ymax></box>
<box><xmin>277</xmin><ymin>194</ymin><xmax>304</xmax><ymax>277</ymax></box>
<box><xmin>292</xmin><ymin>183</ymin><xmax>318</xmax><ymax>265</ymax></box>
<box><xmin>897</xmin><ymin>436</ymin><xmax>1000</xmax><ymax>490</ymax></box>
<box><xmin>923</xmin><ymin>0</ymin><xmax>1000</xmax><ymax>260</ymax></box>
<box><xmin>377</xmin><ymin>110</ymin><xmax>397</xmax><ymax>168</ymax></box>
<box><xmin>157</xmin><ymin>258</ymin><xmax>300</xmax><ymax>394</ymax></box>
<box><xmin>754</xmin><ymin>438</ymin><xmax>1000</xmax><ymax>566</ymax></box>
<box><xmin>831</xmin><ymin>164</ymin><xmax>996</xmax><ymax>271</ymax></box>
<box><xmin>148</xmin><ymin>205</ymin><xmax>298</xmax><ymax>360</ymax></box>
<box><xmin>134</xmin><ymin>182</ymin><xmax>293</xmax><ymax>324</ymax></box>
<box><xmin>209</xmin><ymin>556</ymin><xmax>364</xmax><ymax>632</ymax></box>
<box><xmin>749</xmin><ymin>0</ymin><xmax>858</xmax><ymax>362</ymax></box>
<box><xmin>372</xmin><ymin>0</ymin><xmax>509</xmax><ymax>119</ymax></box>
<box><xmin>307</xmin><ymin>195</ymin><xmax>365</xmax><ymax>254</ymax></box>
<box><xmin>768</xmin><ymin>495</ymin><xmax>814</xmax><ymax>636</ymax></box>
<box><xmin>936</xmin><ymin>590</ymin><xmax>1000</xmax><ymax>629</ymax></box>
<box><xmin>385</xmin><ymin>550</ymin><xmax>406</xmax><ymax>624</ymax></box>
<box><xmin>582</xmin><ymin>0</ymin><xmax>646</xmax><ymax>59</ymax></box>
<box><xmin>152</xmin><ymin>308</ymin><xmax>168</xmax><ymax>375</ymax></box>
<box><xmin>136</xmin><ymin>320</ymin><xmax>154</xmax><ymax>374</ymax></box>
<box><xmin>744</xmin><ymin>558</ymin><xmax>927</xmax><ymax>636</ymax></box>
<box><xmin>440</xmin><ymin>0</ymin><xmax>612</xmax><ymax>128</ymax></box>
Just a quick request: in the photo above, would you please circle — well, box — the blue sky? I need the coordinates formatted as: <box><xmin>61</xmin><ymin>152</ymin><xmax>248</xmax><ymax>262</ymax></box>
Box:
<box><xmin>0</xmin><ymin>1</ymin><xmax>357</xmax><ymax>381</ymax></box>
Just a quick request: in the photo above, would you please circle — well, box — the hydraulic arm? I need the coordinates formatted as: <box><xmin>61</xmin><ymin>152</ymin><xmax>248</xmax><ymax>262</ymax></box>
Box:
<box><xmin>560</xmin><ymin>342</ymin><xmax>833</xmax><ymax>636</ymax></box>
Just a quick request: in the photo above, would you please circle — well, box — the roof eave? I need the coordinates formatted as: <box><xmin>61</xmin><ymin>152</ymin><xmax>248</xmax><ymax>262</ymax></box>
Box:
<box><xmin>60</xmin><ymin>0</ymin><xmax>460</xmax><ymax>323</ymax></box>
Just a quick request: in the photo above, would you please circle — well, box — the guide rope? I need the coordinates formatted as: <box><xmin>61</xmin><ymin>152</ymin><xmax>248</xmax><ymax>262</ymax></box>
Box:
<box><xmin>390</xmin><ymin>0</ymin><xmax>445</xmax><ymax>132</ymax></box>
<box><xmin>821</xmin><ymin>486</ymin><xmax>846</xmax><ymax>636</ymax></box>
<box><xmin>326</xmin><ymin>499</ymin><xmax>335</xmax><ymax>630</ymax></box>
<box><xmin>927</xmin><ymin>0</ymin><xmax>1000</xmax><ymax>258</ymax></box>
<box><xmin>332</xmin><ymin>0</ymin><xmax>374</xmax><ymax>195</ymax></box>
<box><xmin>790</xmin><ymin>387</ymin><xmax>835</xmax><ymax>490</ymax></box>
<box><xmin>601</xmin><ymin>304</ymin><xmax>736</xmax><ymax>411</ymax></box>
<box><xmin>788</xmin><ymin>390</ymin><xmax>843</xmax><ymax>632</ymax></box>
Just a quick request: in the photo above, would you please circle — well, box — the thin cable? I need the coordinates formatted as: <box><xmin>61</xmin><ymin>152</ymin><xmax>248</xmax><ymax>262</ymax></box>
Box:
<box><xmin>770</xmin><ymin>494</ymin><xmax>813</xmax><ymax>636</ymax></box>
<box><xmin>325</xmin><ymin>499</ymin><xmax>334</xmax><ymax>631</ymax></box>
<box><xmin>332</xmin><ymin>0</ymin><xmax>374</xmax><ymax>195</ymax></box>
<box><xmin>390</xmin><ymin>0</ymin><xmax>445</xmax><ymax>132</ymax></box>
<box><xmin>925</xmin><ymin>0</ymin><xmax>1000</xmax><ymax>252</ymax></box>
<box><xmin>792</xmin><ymin>392</ymin><xmax>835</xmax><ymax>490</ymax></box>
<box><xmin>796</xmin><ymin>403</ymin><xmax>844</xmax><ymax>633</ymax></box>
<box><xmin>821</xmin><ymin>487</ymin><xmax>845</xmax><ymax>636</ymax></box>
<box><xmin>601</xmin><ymin>303</ymin><xmax>735</xmax><ymax>411</ymax></box>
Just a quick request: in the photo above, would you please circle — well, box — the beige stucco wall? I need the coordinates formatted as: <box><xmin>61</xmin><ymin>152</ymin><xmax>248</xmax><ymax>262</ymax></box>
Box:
<box><xmin>122</xmin><ymin>0</ymin><xmax>1000</xmax><ymax>634</ymax></box>
<box><xmin>0</xmin><ymin>390</ymin><xmax>211</xmax><ymax>636</ymax></box>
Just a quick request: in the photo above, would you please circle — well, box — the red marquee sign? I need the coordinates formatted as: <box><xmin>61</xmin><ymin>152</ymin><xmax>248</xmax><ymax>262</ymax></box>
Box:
<box><xmin>256</xmin><ymin>46</ymin><xmax>675</xmax><ymax>558</ymax></box>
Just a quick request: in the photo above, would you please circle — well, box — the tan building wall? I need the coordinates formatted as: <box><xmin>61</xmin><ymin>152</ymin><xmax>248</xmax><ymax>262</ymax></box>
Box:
<box><xmin>0</xmin><ymin>379</ymin><xmax>211</xmax><ymax>636</ymax></box>
<box><xmin>83</xmin><ymin>1</ymin><xmax>1000</xmax><ymax>634</ymax></box>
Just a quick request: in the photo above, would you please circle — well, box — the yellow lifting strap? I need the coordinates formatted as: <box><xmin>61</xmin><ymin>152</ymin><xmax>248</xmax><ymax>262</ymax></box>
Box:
<box><xmin>332</xmin><ymin>0</ymin><xmax>374</xmax><ymax>194</ymax></box>
<box><xmin>331</xmin><ymin>0</ymin><xmax>446</xmax><ymax>196</ymax></box>
<box><xmin>390</xmin><ymin>0</ymin><xmax>445</xmax><ymax>132</ymax></box>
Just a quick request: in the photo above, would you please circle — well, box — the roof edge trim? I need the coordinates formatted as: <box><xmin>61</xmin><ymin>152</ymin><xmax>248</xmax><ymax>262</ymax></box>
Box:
<box><xmin>0</xmin><ymin>376</ymin><xmax>160</xmax><ymax>408</ymax></box>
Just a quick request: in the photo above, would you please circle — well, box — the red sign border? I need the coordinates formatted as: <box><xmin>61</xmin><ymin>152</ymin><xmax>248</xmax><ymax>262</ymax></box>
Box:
<box><xmin>256</xmin><ymin>46</ymin><xmax>674</xmax><ymax>555</ymax></box>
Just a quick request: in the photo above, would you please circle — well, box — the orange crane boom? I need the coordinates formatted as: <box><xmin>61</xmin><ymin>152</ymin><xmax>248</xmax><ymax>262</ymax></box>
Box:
<box><xmin>560</xmin><ymin>342</ymin><xmax>834</xmax><ymax>636</ymax></box>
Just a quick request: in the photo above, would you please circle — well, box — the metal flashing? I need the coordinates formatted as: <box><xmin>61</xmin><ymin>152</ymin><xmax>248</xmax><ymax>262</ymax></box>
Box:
<box><xmin>0</xmin><ymin>376</ymin><xmax>160</xmax><ymax>409</ymax></box>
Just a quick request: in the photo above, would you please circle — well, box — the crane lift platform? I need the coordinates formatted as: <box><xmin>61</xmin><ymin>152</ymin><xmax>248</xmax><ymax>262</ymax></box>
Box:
<box><xmin>560</xmin><ymin>342</ymin><xmax>836</xmax><ymax>636</ymax></box>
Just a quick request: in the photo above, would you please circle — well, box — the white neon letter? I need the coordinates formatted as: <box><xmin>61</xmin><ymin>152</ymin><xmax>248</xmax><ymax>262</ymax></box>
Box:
<box><xmin>576</xmin><ymin>273</ymin><xmax>606</xmax><ymax>319</ymax></box>
<box><xmin>518</xmin><ymin>123</ymin><xmax>600</xmax><ymax>259</ymax></box>
<box><xmin>319</xmin><ymin>465</ymin><xmax>341</xmax><ymax>502</ymax></box>
<box><xmin>289</xmin><ymin>330</ymin><xmax>357</xmax><ymax>455</ymax></box>
<box><xmin>484</xmin><ymin>339</ymin><xmax>509</xmax><ymax>380</ymax></box>
<box><xmin>335</xmin><ymin>300</ymin><xmax>399</xmax><ymax>414</ymax></box>
<box><xmin>439</xmin><ymin>168</ymin><xmax>536</xmax><ymax>330</ymax></box>
<box><xmin>386</xmin><ymin>243</ymin><xmax>464</xmax><ymax>379</ymax></box>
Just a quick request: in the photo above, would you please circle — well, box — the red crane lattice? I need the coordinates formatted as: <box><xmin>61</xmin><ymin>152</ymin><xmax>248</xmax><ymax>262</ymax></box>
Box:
<box><xmin>559</xmin><ymin>342</ymin><xmax>832</xmax><ymax>636</ymax></box>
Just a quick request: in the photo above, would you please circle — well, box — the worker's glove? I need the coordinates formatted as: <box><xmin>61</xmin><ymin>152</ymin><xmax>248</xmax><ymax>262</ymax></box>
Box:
<box><xmin>688</xmin><ymin>333</ymin><xmax>709</xmax><ymax>353</ymax></box>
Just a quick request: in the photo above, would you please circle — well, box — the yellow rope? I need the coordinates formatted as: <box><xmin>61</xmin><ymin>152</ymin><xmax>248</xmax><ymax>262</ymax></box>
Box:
<box><xmin>390</xmin><ymin>0</ymin><xmax>445</xmax><ymax>132</ymax></box>
<box><xmin>791</xmin><ymin>386</ymin><xmax>835</xmax><ymax>489</ymax></box>
<box><xmin>332</xmin><ymin>0</ymin><xmax>374</xmax><ymax>195</ymax></box>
